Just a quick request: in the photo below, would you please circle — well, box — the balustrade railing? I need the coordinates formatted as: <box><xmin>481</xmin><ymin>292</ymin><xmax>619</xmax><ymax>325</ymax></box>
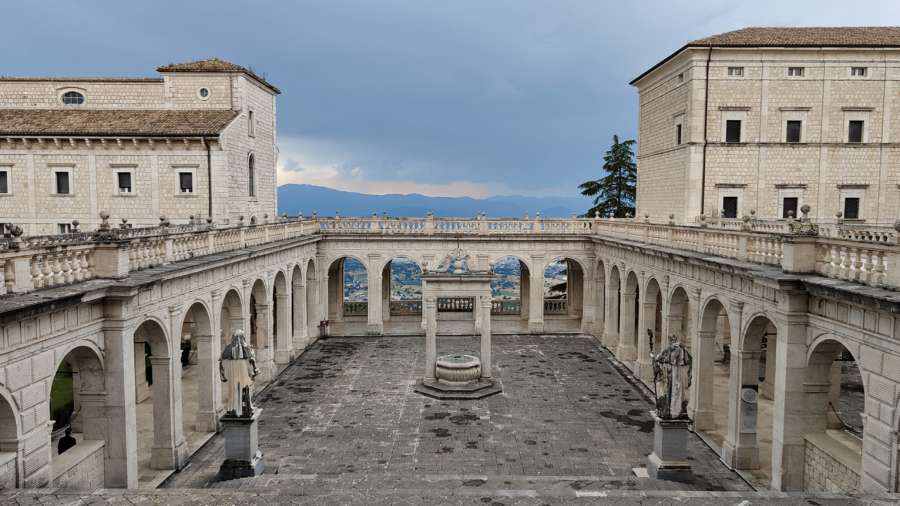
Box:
<box><xmin>491</xmin><ymin>299</ymin><xmax>521</xmax><ymax>315</ymax></box>
<box><xmin>0</xmin><ymin>210</ymin><xmax>898</xmax><ymax>296</ymax></box>
<box><xmin>437</xmin><ymin>297</ymin><xmax>474</xmax><ymax>312</ymax></box>
<box><xmin>389</xmin><ymin>299</ymin><xmax>422</xmax><ymax>315</ymax></box>
<box><xmin>544</xmin><ymin>299</ymin><xmax>568</xmax><ymax>315</ymax></box>
<box><xmin>343</xmin><ymin>301</ymin><xmax>368</xmax><ymax>317</ymax></box>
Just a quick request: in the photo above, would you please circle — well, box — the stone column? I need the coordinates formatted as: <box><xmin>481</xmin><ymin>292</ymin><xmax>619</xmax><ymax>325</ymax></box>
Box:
<box><xmin>603</xmin><ymin>275</ymin><xmax>619</xmax><ymax>350</ymax></box>
<box><xmin>636</xmin><ymin>299</ymin><xmax>656</xmax><ymax>385</ymax></box>
<box><xmin>826</xmin><ymin>359</ymin><xmax>844</xmax><ymax>429</ymax></box>
<box><xmin>520</xmin><ymin>267</ymin><xmax>530</xmax><ymax>321</ymax></box>
<box><xmin>424</xmin><ymin>296</ymin><xmax>437</xmax><ymax>381</ymax></box>
<box><xmin>722</xmin><ymin>349</ymin><xmax>761</xmax><ymax>470</ymax></box>
<box><xmin>770</xmin><ymin>307</ymin><xmax>809</xmax><ymax>491</ymax></box>
<box><xmin>474</xmin><ymin>294</ymin><xmax>482</xmax><ymax>332</ymax></box>
<box><xmin>133</xmin><ymin>340</ymin><xmax>151</xmax><ymax>403</ymax></box>
<box><xmin>274</xmin><ymin>293</ymin><xmax>291</xmax><ymax>365</ymax></box>
<box><xmin>760</xmin><ymin>337</ymin><xmax>776</xmax><ymax>400</ymax></box>
<box><xmin>480</xmin><ymin>292</ymin><xmax>492</xmax><ymax>378</ymax></box>
<box><xmin>149</xmin><ymin>355</ymin><xmax>186</xmax><ymax>470</ymax></box>
<box><xmin>528</xmin><ymin>255</ymin><xmax>545</xmax><ymax>333</ymax></box>
<box><xmin>367</xmin><ymin>254</ymin><xmax>383</xmax><ymax>335</ymax></box>
<box><xmin>195</xmin><ymin>331</ymin><xmax>218</xmax><ymax>433</ymax></box>
<box><xmin>102</xmin><ymin>315</ymin><xmax>138</xmax><ymax>488</ymax></box>
<box><xmin>617</xmin><ymin>287</ymin><xmax>637</xmax><ymax>363</ymax></box>
<box><xmin>292</xmin><ymin>278</ymin><xmax>307</xmax><ymax>350</ymax></box>
<box><xmin>382</xmin><ymin>264</ymin><xmax>391</xmax><ymax>323</ymax></box>
<box><xmin>254</xmin><ymin>302</ymin><xmax>274</xmax><ymax>384</ymax></box>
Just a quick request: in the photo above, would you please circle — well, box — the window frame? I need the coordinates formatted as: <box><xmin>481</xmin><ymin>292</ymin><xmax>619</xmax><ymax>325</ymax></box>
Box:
<box><xmin>725</xmin><ymin>119</ymin><xmax>742</xmax><ymax>143</ymax></box>
<box><xmin>59</xmin><ymin>90</ymin><xmax>85</xmax><ymax>106</ymax></box>
<box><xmin>675</xmin><ymin>123</ymin><xmax>683</xmax><ymax>145</ymax></box>
<box><xmin>847</xmin><ymin>120</ymin><xmax>865</xmax><ymax>143</ymax></box>
<box><xmin>0</xmin><ymin>167</ymin><xmax>10</xmax><ymax>195</ymax></box>
<box><xmin>248</xmin><ymin>110</ymin><xmax>255</xmax><ymax>137</ymax></box>
<box><xmin>57</xmin><ymin>223</ymin><xmax>73</xmax><ymax>234</ymax></box>
<box><xmin>721</xmin><ymin>196</ymin><xmax>739</xmax><ymax>219</ymax></box>
<box><xmin>787</xmin><ymin>66</ymin><xmax>804</xmax><ymax>77</ymax></box>
<box><xmin>51</xmin><ymin>167</ymin><xmax>73</xmax><ymax>196</ymax></box>
<box><xmin>248</xmin><ymin>153</ymin><xmax>256</xmax><ymax>198</ymax></box>
<box><xmin>839</xmin><ymin>188</ymin><xmax>866</xmax><ymax>221</ymax></box>
<box><xmin>174</xmin><ymin>167</ymin><xmax>197</xmax><ymax>196</ymax></box>
<box><xmin>112</xmin><ymin>166</ymin><xmax>136</xmax><ymax>196</ymax></box>
<box><xmin>850</xmin><ymin>66</ymin><xmax>867</xmax><ymax>77</ymax></box>
<box><xmin>727</xmin><ymin>66</ymin><xmax>744</xmax><ymax>77</ymax></box>
<box><xmin>197</xmin><ymin>87</ymin><xmax>211</xmax><ymax>101</ymax></box>
<box><xmin>785</xmin><ymin>120</ymin><xmax>802</xmax><ymax>143</ymax></box>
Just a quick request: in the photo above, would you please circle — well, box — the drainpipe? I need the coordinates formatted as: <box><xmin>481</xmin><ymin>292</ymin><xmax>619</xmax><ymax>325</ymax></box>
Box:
<box><xmin>700</xmin><ymin>46</ymin><xmax>712</xmax><ymax>217</ymax></box>
<box><xmin>203</xmin><ymin>137</ymin><xmax>213</xmax><ymax>220</ymax></box>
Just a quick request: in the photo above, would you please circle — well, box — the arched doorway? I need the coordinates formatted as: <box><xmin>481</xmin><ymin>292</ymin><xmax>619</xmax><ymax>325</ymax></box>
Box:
<box><xmin>491</xmin><ymin>255</ymin><xmax>530</xmax><ymax>333</ymax></box>
<box><xmin>638</xmin><ymin>277</ymin><xmax>663</xmax><ymax>383</ymax></box>
<box><xmin>290</xmin><ymin>264</ymin><xmax>306</xmax><ymax>351</ymax></box>
<box><xmin>306</xmin><ymin>259</ymin><xmax>317</xmax><ymax>339</ymax></box>
<box><xmin>273</xmin><ymin>270</ymin><xmax>291</xmax><ymax>367</ymax></box>
<box><xmin>219</xmin><ymin>288</ymin><xmax>243</xmax><ymax>405</ymax></box>
<box><xmin>0</xmin><ymin>391</ymin><xmax>17</xmax><ymax>488</ymax></box>
<box><xmin>617</xmin><ymin>270</ymin><xmax>640</xmax><ymax>364</ymax></box>
<box><xmin>605</xmin><ymin>265</ymin><xmax>621</xmax><ymax>350</ymax></box>
<box><xmin>328</xmin><ymin>256</ymin><xmax>368</xmax><ymax>322</ymax></box>
<box><xmin>48</xmin><ymin>345</ymin><xmax>106</xmax><ymax>487</ymax></box>
<box><xmin>133</xmin><ymin>319</ymin><xmax>185</xmax><ymax>482</ymax></box>
<box><xmin>694</xmin><ymin>298</ymin><xmax>731</xmax><ymax>444</ymax></box>
<box><xmin>249</xmin><ymin>279</ymin><xmax>274</xmax><ymax>382</ymax></box>
<box><xmin>668</xmin><ymin>287</ymin><xmax>690</xmax><ymax>352</ymax></box>
<box><xmin>800</xmin><ymin>337</ymin><xmax>865</xmax><ymax>494</ymax></box>
<box><xmin>543</xmin><ymin>256</ymin><xmax>584</xmax><ymax>333</ymax></box>
<box><xmin>383</xmin><ymin>256</ymin><xmax>422</xmax><ymax>333</ymax></box>
<box><xmin>179</xmin><ymin>302</ymin><xmax>217</xmax><ymax>439</ymax></box>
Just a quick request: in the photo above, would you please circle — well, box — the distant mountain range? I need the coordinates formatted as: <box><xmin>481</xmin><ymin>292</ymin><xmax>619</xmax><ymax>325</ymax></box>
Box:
<box><xmin>277</xmin><ymin>184</ymin><xmax>590</xmax><ymax>218</ymax></box>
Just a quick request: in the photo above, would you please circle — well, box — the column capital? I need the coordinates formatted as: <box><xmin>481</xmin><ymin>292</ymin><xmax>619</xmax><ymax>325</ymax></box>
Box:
<box><xmin>688</xmin><ymin>286</ymin><xmax>701</xmax><ymax>301</ymax></box>
<box><xmin>728</xmin><ymin>299</ymin><xmax>745</xmax><ymax>313</ymax></box>
<box><xmin>148</xmin><ymin>355</ymin><xmax>171</xmax><ymax>366</ymax></box>
<box><xmin>242</xmin><ymin>278</ymin><xmax>252</xmax><ymax>288</ymax></box>
<box><xmin>168</xmin><ymin>304</ymin><xmax>180</xmax><ymax>316</ymax></box>
<box><xmin>210</xmin><ymin>288</ymin><xmax>222</xmax><ymax>301</ymax></box>
<box><xmin>276</xmin><ymin>293</ymin><xmax>289</xmax><ymax>301</ymax></box>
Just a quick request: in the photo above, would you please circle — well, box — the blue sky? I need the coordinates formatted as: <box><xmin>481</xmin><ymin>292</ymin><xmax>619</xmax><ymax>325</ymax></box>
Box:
<box><xmin>2</xmin><ymin>1</ymin><xmax>899</xmax><ymax>197</ymax></box>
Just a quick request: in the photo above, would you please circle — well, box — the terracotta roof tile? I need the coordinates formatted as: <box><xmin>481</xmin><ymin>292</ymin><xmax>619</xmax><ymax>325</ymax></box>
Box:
<box><xmin>0</xmin><ymin>109</ymin><xmax>239</xmax><ymax>137</ymax></box>
<box><xmin>688</xmin><ymin>27</ymin><xmax>900</xmax><ymax>47</ymax></box>
<box><xmin>157</xmin><ymin>58</ymin><xmax>280</xmax><ymax>94</ymax></box>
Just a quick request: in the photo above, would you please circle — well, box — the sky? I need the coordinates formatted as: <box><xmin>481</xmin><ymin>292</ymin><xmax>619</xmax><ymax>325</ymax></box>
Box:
<box><xmin>2</xmin><ymin>1</ymin><xmax>900</xmax><ymax>198</ymax></box>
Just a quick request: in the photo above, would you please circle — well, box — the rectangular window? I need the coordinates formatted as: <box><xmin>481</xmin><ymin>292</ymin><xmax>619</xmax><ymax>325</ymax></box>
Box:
<box><xmin>850</xmin><ymin>66</ymin><xmax>867</xmax><ymax>77</ymax></box>
<box><xmin>727</xmin><ymin>66</ymin><xmax>744</xmax><ymax>77</ymax></box>
<box><xmin>677</xmin><ymin>72</ymin><xmax>684</xmax><ymax>83</ymax></box>
<box><xmin>55</xmin><ymin>171</ymin><xmax>70</xmax><ymax>194</ymax></box>
<box><xmin>725</xmin><ymin>120</ymin><xmax>742</xmax><ymax>143</ymax></box>
<box><xmin>787</xmin><ymin>66</ymin><xmax>804</xmax><ymax>77</ymax></box>
<box><xmin>178</xmin><ymin>172</ymin><xmax>194</xmax><ymax>193</ymax></box>
<box><xmin>0</xmin><ymin>171</ymin><xmax>7</xmax><ymax>194</ymax></box>
<box><xmin>248</xmin><ymin>110</ymin><xmax>255</xmax><ymax>137</ymax></box>
<box><xmin>117</xmin><ymin>172</ymin><xmax>132</xmax><ymax>193</ymax></box>
<box><xmin>843</xmin><ymin>197</ymin><xmax>860</xmax><ymax>220</ymax></box>
<box><xmin>57</xmin><ymin>223</ymin><xmax>72</xmax><ymax>234</ymax></box>
<box><xmin>722</xmin><ymin>196</ymin><xmax>739</xmax><ymax>218</ymax></box>
<box><xmin>675</xmin><ymin>124</ymin><xmax>683</xmax><ymax>145</ymax></box>
<box><xmin>785</xmin><ymin>120</ymin><xmax>802</xmax><ymax>143</ymax></box>
<box><xmin>782</xmin><ymin>197</ymin><xmax>799</xmax><ymax>218</ymax></box>
<box><xmin>848</xmin><ymin>120</ymin><xmax>864</xmax><ymax>143</ymax></box>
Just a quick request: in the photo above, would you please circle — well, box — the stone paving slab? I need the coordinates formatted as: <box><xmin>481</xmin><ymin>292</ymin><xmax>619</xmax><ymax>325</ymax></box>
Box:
<box><xmin>164</xmin><ymin>334</ymin><xmax>750</xmax><ymax>496</ymax></box>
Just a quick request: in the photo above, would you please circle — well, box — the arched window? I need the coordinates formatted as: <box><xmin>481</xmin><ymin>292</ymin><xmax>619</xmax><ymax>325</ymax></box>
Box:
<box><xmin>248</xmin><ymin>153</ymin><xmax>256</xmax><ymax>197</ymax></box>
<box><xmin>61</xmin><ymin>91</ymin><xmax>84</xmax><ymax>105</ymax></box>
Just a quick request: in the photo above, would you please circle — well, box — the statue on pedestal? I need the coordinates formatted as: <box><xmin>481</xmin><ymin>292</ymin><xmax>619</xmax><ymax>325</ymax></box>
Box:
<box><xmin>652</xmin><ymin>334</ymin><xmax>692</xmax><ymax>419</ymax></box>
<box><xmin>219</xmin><ymin>329</ymin><xmax>260</xmax><ymax>417</ymax></box>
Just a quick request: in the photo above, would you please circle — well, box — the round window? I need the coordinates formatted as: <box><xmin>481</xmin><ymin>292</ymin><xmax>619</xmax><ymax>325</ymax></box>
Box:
<box><xmin>61</xmin><ymin>91</ymin><xmax>85</xmax><ymax>105</ymax></box>
<box><xmin>197</xmin><ymin>87</ymin><xmax>210</xmax><ymax>100</ymax></box>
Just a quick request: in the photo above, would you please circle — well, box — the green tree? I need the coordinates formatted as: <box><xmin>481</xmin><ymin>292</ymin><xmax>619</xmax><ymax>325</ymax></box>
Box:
<box><xmin>579</xmin><ymin>135</ymin><xmax>637</xmax><ymax>218</ymax></box>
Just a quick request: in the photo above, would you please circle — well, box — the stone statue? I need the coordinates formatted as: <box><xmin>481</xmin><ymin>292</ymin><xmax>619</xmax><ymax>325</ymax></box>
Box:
<box><xmin>652</xmin><ymin>335</ymin><xmax>692</xmax><ymax>419</ymax></box>
<box><xmin>219</xmin><ymin>329</ymin><xmax>260</xmax><ymax>417</ymax></box>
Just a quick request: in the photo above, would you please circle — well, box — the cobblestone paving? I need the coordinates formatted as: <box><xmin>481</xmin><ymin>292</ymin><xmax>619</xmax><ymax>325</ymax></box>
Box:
<box><xmin>162</xmin><ymin>335</ymin><xmax>752</xmax><ymax>497</ymax></box>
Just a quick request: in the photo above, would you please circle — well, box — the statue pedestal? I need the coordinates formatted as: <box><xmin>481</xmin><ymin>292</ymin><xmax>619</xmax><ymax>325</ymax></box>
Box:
<box><xmin>218</xmin><ymin>408</ymin><xmax>264</xmax><ymax>481</ymax></box>
<box><xmin>646</xmin><ymin>412</ymin><xmax>691</xmax><ymax>481</ymax></box>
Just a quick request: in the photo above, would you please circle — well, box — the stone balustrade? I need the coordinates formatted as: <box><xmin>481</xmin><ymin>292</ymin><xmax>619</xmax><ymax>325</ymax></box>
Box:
<box><xmin>0</xmin><ymin>209</ymin><xmax>898</xmax><ymax>296</ymax></box>
<box><xmin>544</xmin><ymin>299</ymin><xmax>568</xmax><ymax>315</ymax></box>
<box><xmin>343</xmin><ymin>301</ymin><xmax>368</xmax><ymax>317</ymax></box>
<box><xmin>491</xmin><ymin>299</ymin><xmax>521</xmax><ymax>315</ymax></box>
<box><xmin>389</xmin><ymin>300</ymin><xmax>422</xmax><ymax>315</ymax></box>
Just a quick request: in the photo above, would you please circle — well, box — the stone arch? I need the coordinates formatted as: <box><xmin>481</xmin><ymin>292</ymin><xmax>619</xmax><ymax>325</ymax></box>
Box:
<box><xmin>180</xmin><ymin>301</ymin><xmax>218</xmax><ymax>434</ymax></box>
<box><xmin>306</xmin><ymin>258</ymin><xmax>318</xmax><ymax>338</ymax></box>
<box><xmin>0</xmin><ymin>387</ymin><xmax>18</xmax><ymax>486</ymax></box>
<box><xmin>543</xmin><ymin>256</ymin><xmax>584</xmax><ymax>321</ymax></box>
<box><xmin>49</xmin><ymin>343</ymin><xmax>107</xmax><ymax>483</ymax></box>
<box><xmin>801</xmin><ymin>335</ymin><xmax>866</xmax><ymax>493</ymax></box>
<box><xmin>272</xmin><ymin>270</ymin><xmax>291</xmax><ymax>366</ymax></box>
<box><xmin>219</xmin><ymin>288</ymin><xmax>244</xmax><ymax>344</ymax></box>
<box><xmin>382</xmin><ymin>255</ymin><xmax>423</xmax><ymax>320</ymax></box>
<box><xmin>133</xmin><ymin>318</ymin><xmax>184</xmax><ymax>472</ymax></box>
<box><xmin>605</xmin><ymin>264</ymin><xmax>622</xmax><ymax>350</ymax></box>
<box><xmin>641</xmin><ymin>276</ymin><xmax>663</xmax><ymax>355</ymax></box>
<box><xmin>693</xmin><ymin>297</ymin><xmax>730</xmax><ymax>438</ymax></box>
<box><xmin>668</xmin><ymin>286</ymin><xmax>690</xmax><ymax>352</ymax></box>
<box><xmin>328</xmin><ymin>256</ymin><xmax>368</xmax><ymax>320</ymax></box>
<box><xmin>491</xmin><ymin>255</ymin><xmax>530</xmax><ymax>319</ymax></box>
<box><xmin>616</xmin><ymin>269</ymin><xmax>640</xmax><ymax>363</ymax></box>
<box><xmin>249</xmin><ymin>278</ymin><xmax>269</xmax><ymax>350</ymax></box>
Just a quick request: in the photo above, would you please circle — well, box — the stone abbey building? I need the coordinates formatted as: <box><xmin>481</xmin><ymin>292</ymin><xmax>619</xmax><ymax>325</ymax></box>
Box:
<box><xmin>0</xmin><ymin>58</ymin><xmax>279</xmax><ymax>236</ymax></box>
<box><xmin>633</xmin><ymin>27</ymin><xmax>900</xmax><ymax>226</ymax></box>
<box><xmin>1</xmin><ymin>28</ymin><xmax>900</xmax><ymax>502</ymax></box>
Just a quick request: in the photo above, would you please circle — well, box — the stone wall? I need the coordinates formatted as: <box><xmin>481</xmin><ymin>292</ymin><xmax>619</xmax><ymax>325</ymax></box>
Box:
<box><xmin>0</xmin><ymin>452</ymin><xmax>15</xmax><ymax>489</ymax></box>
<box><xmin>804</xmin><ymin>433</ymin><xmax>861</xmax><ymax>494</ymax></box>
<box><xmin>49</xmin><ymin>441</ymin><xmax>104</xmax><ymax>490</ymax></box>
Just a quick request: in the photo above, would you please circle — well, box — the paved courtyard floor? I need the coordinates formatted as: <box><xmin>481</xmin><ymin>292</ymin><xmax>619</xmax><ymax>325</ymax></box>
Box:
<box><xmin>163</xmin><ymin>334</ymin><xmax>752</xmax><ymax>499</ymax></box>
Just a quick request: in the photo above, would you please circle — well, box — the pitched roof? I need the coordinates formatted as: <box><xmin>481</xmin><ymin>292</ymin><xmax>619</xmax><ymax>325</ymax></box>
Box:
<box><xmin>631</xmin><ymin>26</ymin><xmax>900</xmax><ymax>85</ymax></box>
<box><xmin>0</xmin><ymin>77</ymin><xmax>163</xmax><ymax>83</ymax></box>
<box><xmin>157</xmin><ymin>58</ymin><xmax>280</xmax><ymax>94</ymax></box>
<box><xmin>0</xmin><ymin>109</ymin><xmax>239</xmax><ymax>137</ymax></box>
<box><xmin>688</xmin><ymin>27</ymin><xmax>900</xmax><ymax>48</ymax></box>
